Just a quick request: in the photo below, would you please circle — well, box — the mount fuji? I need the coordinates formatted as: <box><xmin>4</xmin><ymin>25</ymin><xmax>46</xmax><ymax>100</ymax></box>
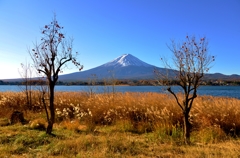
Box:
<box><xmin>102</xmin><ymin>54</ymin><xmax>153</xmax><ymax>68</ymax></box>
<box><xmin>58</xmin><ymin>54</ymin><xmax>162</xmax><ymax>81</ymax></box>
<box><xmin>2</xmin><ymin>54</ymin><xmax>240</xmax><ymax>82</ymax></box>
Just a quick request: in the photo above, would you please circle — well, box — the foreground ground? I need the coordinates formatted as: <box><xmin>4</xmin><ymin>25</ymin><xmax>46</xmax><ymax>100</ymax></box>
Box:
<box><xmin>0</xmin><ymin>91</ymin><xmax>240</xmax><ymax>157</ymax></box>
<box><xmin>0</xmin><ymin>121</ymin><xmax>240</xmax><ymax>158</ymax></box>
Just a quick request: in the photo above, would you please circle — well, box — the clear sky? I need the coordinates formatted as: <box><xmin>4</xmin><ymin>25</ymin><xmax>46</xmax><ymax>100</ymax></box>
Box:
<box><xmin>0</xmin><ymin>0</ymin><xmax>239</xmax><ymax>79</ymax></box>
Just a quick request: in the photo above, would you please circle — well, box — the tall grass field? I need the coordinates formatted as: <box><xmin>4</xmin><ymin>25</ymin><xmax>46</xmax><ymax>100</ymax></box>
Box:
<box><xmin>0</xmin><ymin>91</ymin><xmax>240</xmax><ymax>157</ymax></box>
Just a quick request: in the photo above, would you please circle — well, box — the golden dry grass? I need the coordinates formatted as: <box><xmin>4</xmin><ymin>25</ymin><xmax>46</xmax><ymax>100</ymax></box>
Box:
<box><xmin>0</xmin><ymin>123</ymin><xmax>240</xmax><ymax>157</ymax></box>
<box><xmin>1</xmin><ymin>91</ymin><xmax>240</xmax><ymax>157</ymax></box>
<box><xmin>1</xmin><ymin>91</ymin><xmax>240</xmax><ymax>135</ymax></box>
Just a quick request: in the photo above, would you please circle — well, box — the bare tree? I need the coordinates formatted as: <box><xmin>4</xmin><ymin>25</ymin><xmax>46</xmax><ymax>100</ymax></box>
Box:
<box><xmin>108</xmin><ymin>70</ymin><xmax>118</xmax><ymax>95</ymax></box>
<box><xmin>159</xmin><ymin>35</ymin><xmax>214</xmax><ymax>144</ymax></box>
<box><xmin>87</xmin><ymin>74</ymin><xmax>98</xmax><ymax>97</ymax></box>
<box><xmin>30</xmin><ymin>15</ymin><xmax>83</xmax><ymax>134</ymax></box>
<box><xmin>18</xmin><ymin>62</ymin><xmax>33</xmax><ymax>110</ymax></box>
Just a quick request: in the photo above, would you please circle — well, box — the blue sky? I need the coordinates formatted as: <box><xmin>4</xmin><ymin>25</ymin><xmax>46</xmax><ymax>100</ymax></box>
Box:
<box><xmin>0</xmin><ymin>0</ymin><xmax>239</xmax><ymax>79</ymax></box>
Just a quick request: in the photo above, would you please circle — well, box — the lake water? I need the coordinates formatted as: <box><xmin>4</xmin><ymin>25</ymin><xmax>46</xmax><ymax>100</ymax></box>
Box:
<box><xmin>0</xmin><ymin>85</ymin><xmax>240</xmax><ymax>99</ymax></box>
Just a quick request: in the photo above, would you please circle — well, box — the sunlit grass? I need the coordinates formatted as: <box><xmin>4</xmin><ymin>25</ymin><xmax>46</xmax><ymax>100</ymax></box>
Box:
<box><xmin>1</xmin><ymin>91</ymin><xmax>240</xmax><ymax>157</ymax></box>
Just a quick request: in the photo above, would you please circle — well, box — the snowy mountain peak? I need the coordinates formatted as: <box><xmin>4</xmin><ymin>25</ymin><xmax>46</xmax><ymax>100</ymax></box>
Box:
<box><xmin>103</xmin><ymin>54</ymin><xmax>152</xmax><ymax>67</ymax></box>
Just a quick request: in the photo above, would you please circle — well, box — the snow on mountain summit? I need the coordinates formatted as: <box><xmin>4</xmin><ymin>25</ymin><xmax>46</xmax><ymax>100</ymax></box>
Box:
<box><xmin>103</xmin><ymin>54</ymin><xmax>152</xmax><ymax>67</ymax></box>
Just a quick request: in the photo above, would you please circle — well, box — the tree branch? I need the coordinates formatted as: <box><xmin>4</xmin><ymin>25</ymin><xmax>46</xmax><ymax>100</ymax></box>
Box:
<box><xmin>167</xmin><ymin>87</ymin><xmax>184</xmax><ymax>111</ymax></box>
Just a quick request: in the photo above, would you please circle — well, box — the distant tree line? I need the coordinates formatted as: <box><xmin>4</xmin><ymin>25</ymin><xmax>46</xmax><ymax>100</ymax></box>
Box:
<box><xmin>1</xmin><ymin>79</ymin><xmax>240</xmax><ymax>86</ymax></box>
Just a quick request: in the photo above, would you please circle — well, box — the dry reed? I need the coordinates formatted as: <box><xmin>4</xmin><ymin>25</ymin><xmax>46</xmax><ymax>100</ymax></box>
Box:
<box><xmin>1</xmin><ymin>91</ymin><xmax>240</xmax><ymax>136</ymax></box>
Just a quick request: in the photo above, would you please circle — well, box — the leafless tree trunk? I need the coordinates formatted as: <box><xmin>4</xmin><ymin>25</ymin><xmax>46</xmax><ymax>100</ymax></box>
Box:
<box><xmin>29</xmin><ymin>14</ymin><xmax>83</xmax><ymax>134</ymax></box>
<box><xmin>38</xmin><ymin>80</ymin><xmax>49</xmax><ymax>126</ymax></box>
<box><xmin>157</xmin><ymin>35</ymin><xmax>214</xmax><ymax>144</ymax></box>
<box><xmin>19</xmin><ymin>62</ymin><xmax>33</xmax><ymax>110</ymax></box>
<box><xmin>108</xmin><ymin>70</ymin><xmax>118</xmax><ymax>97</ymax></box>
<box><xmin>87</xmin><ymin>74</ymin><xmax>98</xmax><ymax>98</ymax></box>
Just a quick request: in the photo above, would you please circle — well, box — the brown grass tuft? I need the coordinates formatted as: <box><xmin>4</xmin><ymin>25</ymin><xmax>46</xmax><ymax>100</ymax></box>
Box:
<box><xmin>29</xmin><ymin>118</ymin><xmax>47</xmax><ymax>131</ymax></box>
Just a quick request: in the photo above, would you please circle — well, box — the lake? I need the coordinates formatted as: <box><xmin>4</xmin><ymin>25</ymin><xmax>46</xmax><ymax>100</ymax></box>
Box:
<box><xmin>0</xmin><ymin>85</ymin><xmax>240</xmax><ymax>99</ymax></box>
